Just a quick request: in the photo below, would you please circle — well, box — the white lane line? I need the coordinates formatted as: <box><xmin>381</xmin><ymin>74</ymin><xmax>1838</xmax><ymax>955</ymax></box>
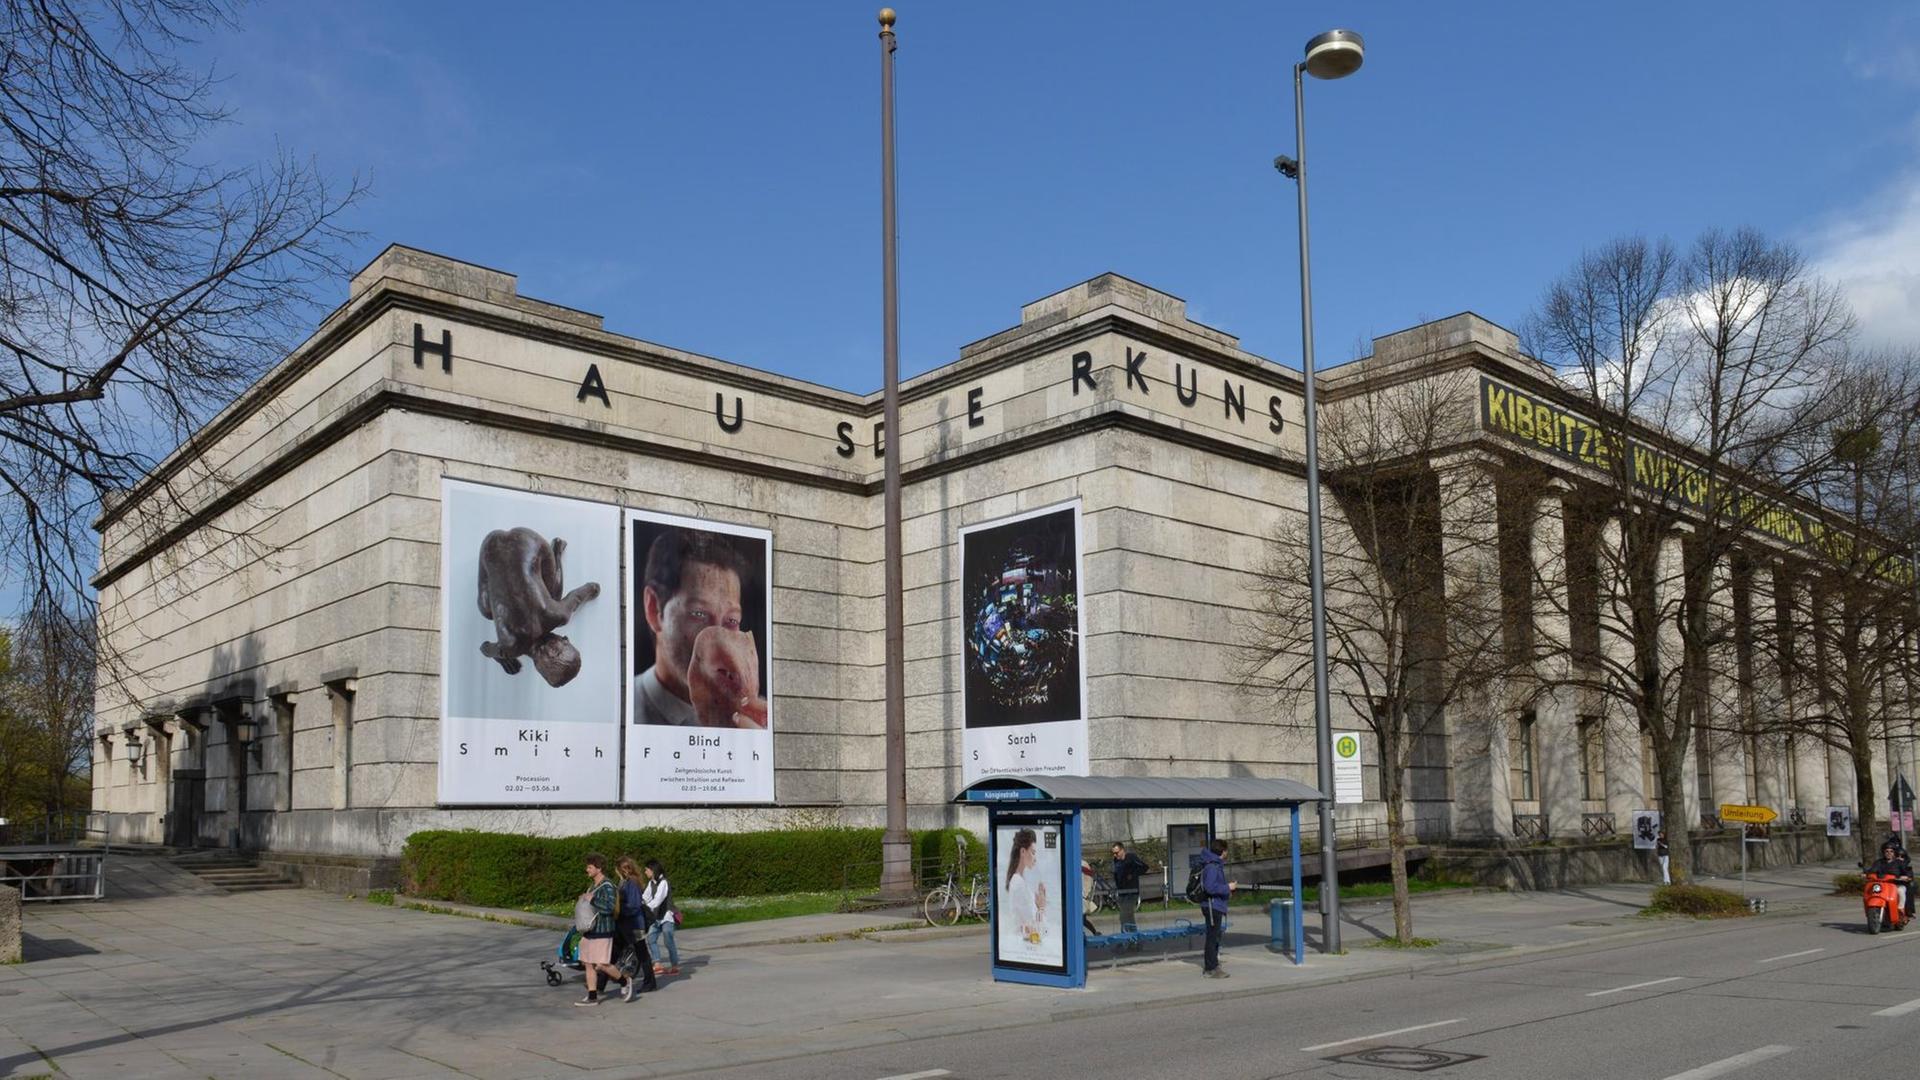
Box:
<box><xmin>1659</xmin><ymin>1045</ymin><xmax>1792</xmax><ymax>1080</ymax></box>
<box><xmin>1757</xmin><ymin>947</ymin><xmax>1824</xmax><ymax>963</ymax></box>
<box><xmin>1587</xmin><ymin>976</ymin><xmax>1684</xmax><ymax>997</ymax></box>
<box><xmin>1873</xmin><ymin>996</ymin><xmax>1920</xmax><ymax>1017</ymax></box>
<box><xmin>875</xmin><ymin>1071</ymin><xmax>951</xmax><ymax>1080</ymax></box>
<box><xmin>1300</xmin><ymin>1019</ymin><xmax>1465</xmax><ymax>1053</ymax></box>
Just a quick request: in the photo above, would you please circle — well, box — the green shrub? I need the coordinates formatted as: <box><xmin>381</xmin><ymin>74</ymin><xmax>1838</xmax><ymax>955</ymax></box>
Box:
<box><xmin>1645</xmin><ymin>883</ymin><xmax>1750</xmax><ymax>918</ymax></box>
<box><xmin>400</xmin><ymin>826</ymin><xmax>978</xmax><ymax>910</ymax></box>
<box><xmin>365</xmin><ymin>889</ymin><xmax>395</xmax><ymax>906</ymax></box>
<box><xmin>1833</xmin><ymin>873</ymin><xmax>1865</xmax><ymax>896</ymax></box>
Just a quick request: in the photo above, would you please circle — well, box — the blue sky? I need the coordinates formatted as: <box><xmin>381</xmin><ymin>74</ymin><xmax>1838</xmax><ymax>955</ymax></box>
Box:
<box><xmin>191</xmin><ymin>2</ymin><xmax>1920</xmax><ymax>389</ymax></box>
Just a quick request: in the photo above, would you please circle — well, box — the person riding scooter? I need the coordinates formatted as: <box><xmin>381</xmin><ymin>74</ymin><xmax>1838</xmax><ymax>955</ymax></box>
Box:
<box><xmin>1881</xmin><ymin>837</ymin><xmax>1912</xmax><ymax>910</ymax></box>
<box><xmin>1865</xmin><ymin>843</ymin><xmax>1912</xmax><ymax>933</ymax></box>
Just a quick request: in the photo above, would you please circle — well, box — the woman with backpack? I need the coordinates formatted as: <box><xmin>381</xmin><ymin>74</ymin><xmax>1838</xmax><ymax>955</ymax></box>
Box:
<box><xmin>615</xmin><ymin>857</ymin><xmax>657</xmax><ymax>994</ymax></box>
<box><xmin>575</xmin><ymin>853</ymin><xmax>632</xmax><ymax>1006</ymax></box>
<box><xmin>643</xmin><ymin>858</ymin><xmax>681</xmax><ymax>976</ymax></box>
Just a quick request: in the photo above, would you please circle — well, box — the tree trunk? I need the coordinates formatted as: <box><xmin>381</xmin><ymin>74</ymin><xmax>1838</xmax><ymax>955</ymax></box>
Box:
<box><xmin>1853</xmin><ymin>743</ymin><xmax>1881</xmax><ymax>867</ymax></box>
<box><xmin>1385</xmin><ymin>773</ymin><xmax>1412</xmax><ymax>944</ymax></box>
<box><xmin>1658</xmin><ymin>742</ymin><xmax>1692</xmax><ymax>882</ymax></box>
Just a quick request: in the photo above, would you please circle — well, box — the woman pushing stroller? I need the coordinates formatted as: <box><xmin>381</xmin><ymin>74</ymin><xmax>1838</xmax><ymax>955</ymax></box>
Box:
<box><xmin>574</xmin><ymin>853</ymin><xmax>637</xmax><ymax>1006</ymax></box>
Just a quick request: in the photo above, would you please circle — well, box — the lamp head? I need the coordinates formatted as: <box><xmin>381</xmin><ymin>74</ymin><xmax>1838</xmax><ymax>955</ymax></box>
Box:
<box><xmin>1302</xmin><ymin>29</ymin><xmax>1364</xmax><ymax>80</ymax></box>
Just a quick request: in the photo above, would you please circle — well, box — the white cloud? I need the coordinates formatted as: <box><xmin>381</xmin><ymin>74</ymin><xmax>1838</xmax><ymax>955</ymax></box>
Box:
<box><xmin>1809</xmin><ymin>175</ymin><xmax>1920</xmax><ymax>352</ymax></box>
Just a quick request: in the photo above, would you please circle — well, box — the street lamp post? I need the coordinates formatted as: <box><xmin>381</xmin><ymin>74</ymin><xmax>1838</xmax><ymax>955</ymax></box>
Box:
<box><xmin>877</xmin><ymin>7</ymin><xmax>912</xmax><ymax>898</ymax></box>
<box><xmin>1274</xmin><ymin>28</ymin><xmax>1364</xmax><ymax>955</ymax></box>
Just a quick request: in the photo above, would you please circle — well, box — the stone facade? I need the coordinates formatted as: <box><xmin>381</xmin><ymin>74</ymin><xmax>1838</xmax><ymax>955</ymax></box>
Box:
<box><xmin>89</xmin><ymin>246</ymin><xmax>1920</xmax><ymax>864</ymax></box>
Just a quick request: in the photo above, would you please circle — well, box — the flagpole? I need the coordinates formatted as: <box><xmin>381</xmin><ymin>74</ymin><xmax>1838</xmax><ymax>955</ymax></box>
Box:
<box><xmin>877</xmin><ymin>6</ymin><xmax>912</xmax><ymax>898</ymax></box>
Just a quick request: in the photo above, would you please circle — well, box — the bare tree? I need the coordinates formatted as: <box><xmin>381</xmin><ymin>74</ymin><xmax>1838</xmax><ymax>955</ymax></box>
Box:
<box><xmin>1525</xmin><ymin>229</ymin><xmax>1854</xmax><ymax>882</ymax></box>
<box><xmin>1242</xmin><ymin>362</ymin><xmax>1517</xmax><ymax>943</ymax></box>
<box><xmin>0</xmin><ymin>0</ymin><xmax>360</xmax><ymax>628</ymax></box>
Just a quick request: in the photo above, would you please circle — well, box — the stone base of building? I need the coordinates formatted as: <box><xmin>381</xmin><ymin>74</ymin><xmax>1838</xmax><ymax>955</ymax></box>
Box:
<box><xmin>255</xmin><ymin>851</ymin><xmax>402</xmax><ymax>895</ymax></box>
<box><xmin>1432</xmin><ymin>827</ymin><xmax>1856</xmax><ymax>890</ymax></box>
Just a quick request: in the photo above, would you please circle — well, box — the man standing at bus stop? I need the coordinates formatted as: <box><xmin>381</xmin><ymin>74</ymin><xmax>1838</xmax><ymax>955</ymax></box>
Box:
<box><xmin>1199</xmin><ymin>839</ymin><xmax>1235</xmax><ymax>978</ymax></box>
<box><xmin>1111</xmin><ymin>842</ymin><xmax>1148</xmax><ymax>937</ymax></box>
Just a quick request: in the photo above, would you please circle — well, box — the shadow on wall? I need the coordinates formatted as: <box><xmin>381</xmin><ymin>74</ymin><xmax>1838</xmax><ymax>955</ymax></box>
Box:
<box><xmin>187</xmin><ymin>633</ymin><xmax>266</xmax><ymax>849</ymax></box>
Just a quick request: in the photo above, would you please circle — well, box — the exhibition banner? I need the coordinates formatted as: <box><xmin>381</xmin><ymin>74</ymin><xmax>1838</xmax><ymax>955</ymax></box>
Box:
<box><xmin>623</xmin><ymin>509</ymin><xmax>775</xmax><ymax>804</ymax></box>
<box><xmin>439</xmin><ymin>480</ymin><xmax>622</xmax><ymax>804</ymax></box>
<box><xmin>993</xmin><ymin>817</ymin><xmax>1067</xmax><ymax>973</ymax></box>
<box><xmin>958</xmin><ymin>502</ymin><xmax>1089</xmax><ymax>785</ymax></box>
<box><xmin>1631</xmin><ymin>810</ymin><xmax>1661</xmax><ymax>851</ymax></box>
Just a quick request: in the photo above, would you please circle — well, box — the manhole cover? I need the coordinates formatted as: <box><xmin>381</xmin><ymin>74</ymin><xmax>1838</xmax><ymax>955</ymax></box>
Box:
<box><xmin>1324</xmin><ymin>1047</ymin><xmax>1485</xmax><ymax>1072</ymax></box>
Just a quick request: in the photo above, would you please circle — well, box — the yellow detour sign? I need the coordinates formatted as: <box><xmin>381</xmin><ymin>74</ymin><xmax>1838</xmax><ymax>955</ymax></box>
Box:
<box><xmin>1718</xmin><ymin>804</ymin><xmax>1778</xmax><ymax>825</ymax></box>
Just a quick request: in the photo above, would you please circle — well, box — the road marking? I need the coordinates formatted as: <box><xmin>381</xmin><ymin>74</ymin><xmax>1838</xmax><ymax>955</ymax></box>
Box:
<box><xmin>1659</xmin><ymin>1045</ymin><xmax>1792</xmax><ymax>1080</ymax></box>
<box><xmin>1587</xmin><ymin>976</ymin><xmax>1684</xmax><ymax>997</ymax></box>
<box><xmin>1300</xmin><ymin>1019</ymin><xmax>1465</xmax><ymax>1053</ymax></box>
<box><xmin>1873</xmin><ymin>996</ymin><xmax>1920</xmax><ymax>1017</ymax></box>
<box><xmin>1758</xmin><ymin>947</ymin><xmax>1824</xmax><ymax>963</ymax></box>
<box><xmin>875</xmin><ymin>1071</ymin><xmax>950</xmax><ymax>1080</ymax></box>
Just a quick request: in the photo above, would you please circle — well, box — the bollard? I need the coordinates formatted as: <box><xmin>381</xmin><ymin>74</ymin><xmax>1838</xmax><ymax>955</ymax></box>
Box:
<box><xmin>1267</xmin><ymin>897</ymin><xmax>1294</xmax><ymax>953</ymax></box>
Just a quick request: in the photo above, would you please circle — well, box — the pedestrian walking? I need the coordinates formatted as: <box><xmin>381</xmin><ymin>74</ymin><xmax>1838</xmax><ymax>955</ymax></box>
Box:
<box><xmin>643</xmin><ymin>858</ymin><xmax>681</xmax><ymax>976</ymax></box>
<box><xmin>1110</xmin><ymin>842</ymin><xmax>1148</xmax><ymax>934</ymax></box>
<box><xmin>575</xmin><ymin>853</ymin><xmax>629</xmax><ymax>1006</ymax></box>
<box><xmin>616</xmin><ymin>857</ymin><xmax>657</xmax><ymax>996</ymax></box>
<box><xmin>1656</xmin><ymin>830</ymin><xmax>1671</xmax><ymax>885</ymax></box>
<box><xmin>1198</xmin><ymin>839</ymin><xmax>1235</xmax><ymax>979</ymax></box>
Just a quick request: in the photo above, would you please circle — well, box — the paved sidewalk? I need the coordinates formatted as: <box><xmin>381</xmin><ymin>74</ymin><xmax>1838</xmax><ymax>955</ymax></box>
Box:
<box><xmin>0</xmin><ymin>856</ymin><xmax>1855</xmax><ymax>1079</ymax></box>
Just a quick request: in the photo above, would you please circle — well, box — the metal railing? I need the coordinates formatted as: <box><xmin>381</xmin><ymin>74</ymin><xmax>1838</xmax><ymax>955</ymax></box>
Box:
<box><xmin>0</xmin><ymin>848</ymin><xmax>107</xmax><ymax>901</ymax></box>
<box><xmin>1581</xmin><ymin>812</ymin><xmax>1617</xmax><ymax>838</ymax></box>
<box><xmin>1512</xmin><ymin>814</ymin><xmax>1550</xmax><ymax>842</ymax></box>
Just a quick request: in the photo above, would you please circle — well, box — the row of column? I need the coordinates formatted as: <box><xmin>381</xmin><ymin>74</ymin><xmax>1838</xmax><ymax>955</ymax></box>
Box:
<box><xmin>1428</xmin><ymin>452</ymin><xmax>1916</xmax><ymax>843</ymax></box>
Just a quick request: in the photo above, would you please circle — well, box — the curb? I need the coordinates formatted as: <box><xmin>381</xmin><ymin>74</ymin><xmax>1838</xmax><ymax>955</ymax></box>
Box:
<box><xmin>390</xmin><ymin>894</ymin><xmax>974</xmax><ymax>950</ymax></box>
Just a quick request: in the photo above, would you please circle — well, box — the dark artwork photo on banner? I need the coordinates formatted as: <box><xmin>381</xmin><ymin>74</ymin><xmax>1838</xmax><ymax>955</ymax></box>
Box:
<box><xmin>630</xmin><ymin>520</ymin><xmax>770</xmax><ymax>730</ymax></box>
<box><xmin>962</xmin><ymin>507</ymin><xmax>1081</xmax><ymax>729</ymax></box>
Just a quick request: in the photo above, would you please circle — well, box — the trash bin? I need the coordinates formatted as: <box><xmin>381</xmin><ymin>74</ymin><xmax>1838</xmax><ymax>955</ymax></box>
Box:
<box><xmin>1267</xmin><ymin>897</ymin><xmax>1294</xmax><ymax>953</ymax></box>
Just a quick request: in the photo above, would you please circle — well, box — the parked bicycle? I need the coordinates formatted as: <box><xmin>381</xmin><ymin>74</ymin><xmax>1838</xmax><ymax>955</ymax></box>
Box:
<box><xmin>923</xmin><ymin>836</ymin><xmax>991</xmax><ymax>925</ymax></box>
<box><xmin>1087</xmin><ymin>868</ymin><xmax>1118</xmax><ymax>913</ymax></box>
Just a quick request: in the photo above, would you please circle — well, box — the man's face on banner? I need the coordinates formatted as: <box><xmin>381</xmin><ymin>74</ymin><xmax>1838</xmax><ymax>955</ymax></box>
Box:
<box><xmin>645</xmin><ymin>558</ymin><xmax>744</xmax><ymax>700</ymax></box>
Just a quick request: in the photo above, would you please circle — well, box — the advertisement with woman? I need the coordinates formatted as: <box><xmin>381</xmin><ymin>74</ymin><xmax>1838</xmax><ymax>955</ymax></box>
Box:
<box><xmin>959</xmin><ymin>501</ymin><xmax>1088</xmax><ymax>785</ymax></box>
<box><xmin>439</xmin><ymin>480</ymin><xmax>623</xmax><ymax>804</ymax></box>
<box><xmin>994</xmin><ymin>818</ymin><xmax>1066</xmax><ymax>972</ymax></box>
<box><xmin>623</xmin><ymin>509</ymin><xmax>775</xmax><ymax>804</ymax></box>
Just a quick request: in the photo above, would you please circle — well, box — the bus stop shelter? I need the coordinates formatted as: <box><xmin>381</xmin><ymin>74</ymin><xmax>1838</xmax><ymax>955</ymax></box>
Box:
<box><xmin>953</xmin><ymin>773</ymin><xmax>1326</xmax><ymax>989</ymax></box>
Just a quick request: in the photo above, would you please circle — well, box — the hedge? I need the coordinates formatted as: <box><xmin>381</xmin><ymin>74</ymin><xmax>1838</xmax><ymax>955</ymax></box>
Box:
<box><xmin>401</xmin><ymin>826</ymin><xmax>985</xmax><ymax>910</ymax></box>
<box><xmin>1645</xmin><ymin>883</ymin><xmax>1750</xmax><ymax>918</ymax></box>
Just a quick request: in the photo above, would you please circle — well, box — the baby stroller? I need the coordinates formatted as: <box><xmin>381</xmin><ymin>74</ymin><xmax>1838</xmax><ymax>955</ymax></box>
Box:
<box><xmin>541</xmin><ymin>929</ymin><xmax>641</xmax><ymax>987</ymax></box>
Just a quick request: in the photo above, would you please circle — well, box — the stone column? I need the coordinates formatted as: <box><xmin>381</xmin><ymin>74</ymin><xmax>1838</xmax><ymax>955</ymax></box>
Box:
<box><xmin>1596</xmin><ymin>515</ymin><xmax>1649</xmax><ymax>815</ymax></box>
<box><xmin>1657</xmin><ymin>526</ymin><xmax>1704</xmax><ymax>827</ymax></box>
<box><xmin>1530</xmin><ymin>479</ymin><xmax>1583</xmax><ymax>838</ymax></box>
<box><xmin>1780</xmin><ymin>572</ymin><xmax>1824</xmax><ymax>818</ymax></box>
<box><xmin>1435</xmin><ymin>451</ymin><xmax>1511</xmax><ymax>842</ymax></box>
<box><xmin>1703</xmin><ymin>553</ymin><xmax>1744</xmax><ymax>815</ymax></box>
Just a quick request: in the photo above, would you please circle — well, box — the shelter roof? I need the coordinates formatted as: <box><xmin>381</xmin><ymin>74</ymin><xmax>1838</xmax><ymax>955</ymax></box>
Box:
<box><xmin>953</xmin><ymin>773</ymin><xmax>1326</xmax><ymax>809</ymax></box>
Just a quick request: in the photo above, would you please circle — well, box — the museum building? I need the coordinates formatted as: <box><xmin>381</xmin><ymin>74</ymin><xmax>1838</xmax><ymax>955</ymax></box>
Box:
<box><xmin>87</xmin><ymin>245</ymin><xmax>1914</xmax><ymax>882</ymax></box>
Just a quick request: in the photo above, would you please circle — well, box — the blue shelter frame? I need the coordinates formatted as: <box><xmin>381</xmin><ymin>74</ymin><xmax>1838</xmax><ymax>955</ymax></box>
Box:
<box><xmin>955</xmin><ymin>774</ymin><xmax>1327</xmax><ymax>989</ymax></box>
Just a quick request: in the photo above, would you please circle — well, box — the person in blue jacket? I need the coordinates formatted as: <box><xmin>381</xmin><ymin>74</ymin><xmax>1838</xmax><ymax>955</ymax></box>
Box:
<box><xmin>1199</xmin><ymin>839</ymin><xmax>1236</xmax><ymax>979</ymax></box>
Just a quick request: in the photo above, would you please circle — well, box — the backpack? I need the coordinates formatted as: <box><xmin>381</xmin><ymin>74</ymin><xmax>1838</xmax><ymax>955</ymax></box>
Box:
<box><xmin>1184</xmin><ymin>864</ymin><xmax>1208</xmax><ymax>905</ymax></box>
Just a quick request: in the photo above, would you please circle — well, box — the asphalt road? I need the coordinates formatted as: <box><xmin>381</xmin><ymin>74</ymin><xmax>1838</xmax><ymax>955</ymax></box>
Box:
<box><xmin>684</xmin><ymin>892</ymin><xmax>1920</xmax><ymax>1080</ymax></box>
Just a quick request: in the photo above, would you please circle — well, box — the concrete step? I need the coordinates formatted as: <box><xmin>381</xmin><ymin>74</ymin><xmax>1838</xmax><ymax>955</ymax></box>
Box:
<box><xmin>169</xmin><ymin>852</ymin><xmax>301</xmax><ymax>892</ymax></box>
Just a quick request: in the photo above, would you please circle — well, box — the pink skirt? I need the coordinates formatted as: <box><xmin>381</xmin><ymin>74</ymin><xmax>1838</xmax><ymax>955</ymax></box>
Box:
<box><xmin>580</xmin><ymin>936</ymin><xmax>613</xmax><ymax>965</ymax></box>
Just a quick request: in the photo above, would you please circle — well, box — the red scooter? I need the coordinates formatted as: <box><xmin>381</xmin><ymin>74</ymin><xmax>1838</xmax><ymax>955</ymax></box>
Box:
<box><xmin>1864</xmin><ymin>871</ymin><xmax>1906</xmax><ymax>934</ymax></box>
